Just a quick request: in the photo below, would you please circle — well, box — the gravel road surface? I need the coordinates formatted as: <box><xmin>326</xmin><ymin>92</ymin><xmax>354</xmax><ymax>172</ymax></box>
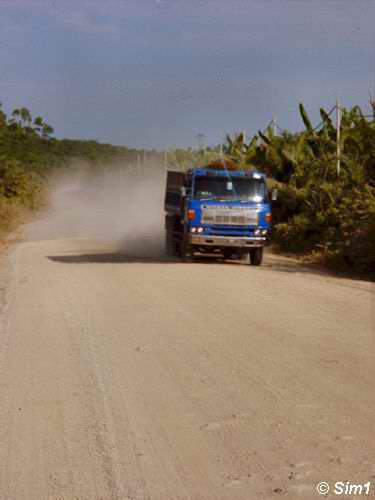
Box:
<box><xmin>0</xmin><ymin>188</ymin><xmax>373</xmax><ymax>500</ymax></box>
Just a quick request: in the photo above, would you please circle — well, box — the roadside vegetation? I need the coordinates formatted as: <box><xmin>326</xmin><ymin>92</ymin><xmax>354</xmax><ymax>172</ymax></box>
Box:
<box><xmin>218</xmin><ymin>104</ymin><xmax>375</xmax><ymax>273</ymax></box>
<box><xmin>0</xmin><ymin>103</ymin><xmax>145</xmax><ymax>236</ymax></box>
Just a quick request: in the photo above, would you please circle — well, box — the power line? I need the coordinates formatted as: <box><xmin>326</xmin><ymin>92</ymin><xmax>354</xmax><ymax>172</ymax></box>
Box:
<box><xmin>261</xmin><ymin>119</ymin><xmax>275</xmax><ymax>135</ymax></box>
<box><xmin>312</xmin><ymin>104</ymin><xmax>337</xmax><ymax>131</ymax></box>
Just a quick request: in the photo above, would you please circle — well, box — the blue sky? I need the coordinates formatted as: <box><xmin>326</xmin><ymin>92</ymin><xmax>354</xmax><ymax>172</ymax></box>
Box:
<box><xmin>1</xmin><ymin>0</ymin><xmax>374</xmax><ymax>149</ymax></box>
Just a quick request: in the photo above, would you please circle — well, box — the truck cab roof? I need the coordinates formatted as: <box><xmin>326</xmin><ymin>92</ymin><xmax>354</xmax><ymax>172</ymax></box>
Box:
<box><xmin>189</xmin><ymin>167</ymin><xmax>266</xmax><ymax>180</ymax></box>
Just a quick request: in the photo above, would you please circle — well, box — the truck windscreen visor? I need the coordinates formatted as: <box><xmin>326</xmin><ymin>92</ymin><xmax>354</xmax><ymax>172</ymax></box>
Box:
<box><xmin>194</xmin><ymin>176</ymin><xmax>266</xmax><ymax>201</ymax></box>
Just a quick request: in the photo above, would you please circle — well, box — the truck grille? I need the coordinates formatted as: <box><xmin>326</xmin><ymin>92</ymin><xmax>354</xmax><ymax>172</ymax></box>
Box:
<box><xmin>201</xmin><ymin>205</ymin><xmax>259</xmax><ymax>226</ymax></box>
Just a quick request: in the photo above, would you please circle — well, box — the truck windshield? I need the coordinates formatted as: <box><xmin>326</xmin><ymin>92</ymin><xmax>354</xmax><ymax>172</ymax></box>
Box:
<box><xmin>194</xmin><ymin>176</ymin><xmax>266</xmax><ymax>201</ymax></box>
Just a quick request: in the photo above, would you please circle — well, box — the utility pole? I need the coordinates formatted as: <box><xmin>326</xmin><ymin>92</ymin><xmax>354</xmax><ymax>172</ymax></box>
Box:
<box><xmin>196</xmin><ymin>133</ymin><xmax>205</xmax><ymax>157</ymax></box>
<box><xmin>372</xmin><ymin>47</ymin><xmax>375</xmax><ymax>119</ymax></box>
<box><xmin>272</xmin><ymin>116</ymin><xmax>277</xmax><ymax>136</ymax></box>
<box><xmin>370</xmin><ymin>93</ymin><xmax>375</xmax><ymax>120</ymax></box>
<box><xmin>219</xmin><ymin>131</ymin><xmax>224</xmax><ymax>158</ymax></box>
<box><xmin>164</xmin><ymin>150</ymin><xmax>168</xmax><ymax>169</ymax></box>
<box><xmin>196</xmin><ymin>133</ymin><xmax>205</xmax><ymax>151</ymax></box>
<box><xmin>336</xmin><ymin>100</ymin><xmax>341</xmax><ymax>176</ymax></box>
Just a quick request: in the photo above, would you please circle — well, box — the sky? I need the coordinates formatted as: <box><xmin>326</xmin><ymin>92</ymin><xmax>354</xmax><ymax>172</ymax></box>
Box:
<box><xmin>1</xmin><ymin>0</ymin><xmax>375</xmax><ymax>149</ymax></box>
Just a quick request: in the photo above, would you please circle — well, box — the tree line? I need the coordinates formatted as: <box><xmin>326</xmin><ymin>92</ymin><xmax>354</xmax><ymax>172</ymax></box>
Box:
<box><xmin>0</xmin><ymin>103</ymin><xmax>152</xmax><ymax>235</ymax></box>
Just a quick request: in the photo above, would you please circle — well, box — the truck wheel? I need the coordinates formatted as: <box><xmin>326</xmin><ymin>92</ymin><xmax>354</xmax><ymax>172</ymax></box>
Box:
<box><xmin>249</xmin><ymin>247</ymin><xmax>263</xmax><ymax>266</ymax></box>
<box><xmin>165</xmin><ymin>232</ymin><xmax>175</xmax><ymax>257</ymax></box>
<box><xmin>180</xmin><ymin>241</ymin><xmax>194</xmax><ymax>263</ymax></box>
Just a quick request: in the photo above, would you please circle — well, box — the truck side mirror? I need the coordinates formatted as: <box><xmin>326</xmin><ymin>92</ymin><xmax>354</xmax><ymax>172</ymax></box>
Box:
<box><xmin>180</xmin><ymin>186</ymin><xmax>191</xmax><ymax>197</ymax></box>
<box><xmin>271</xmin><ymin>188</ymin><xmax>278</xmax><ymax>201</ymax></box>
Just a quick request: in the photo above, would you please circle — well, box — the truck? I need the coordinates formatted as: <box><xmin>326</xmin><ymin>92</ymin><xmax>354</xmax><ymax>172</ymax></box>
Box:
<box><xmin>164</xmin><ymin>163</ymin><xmax>277</xmax><ymax>265</ymax></box>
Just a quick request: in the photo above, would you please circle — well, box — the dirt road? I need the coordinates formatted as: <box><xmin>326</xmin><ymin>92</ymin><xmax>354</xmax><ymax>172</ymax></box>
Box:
<box><xmin>0</xmin><ymin>188</ymin><xmax>374</xmax><ymax>499</ymax></box>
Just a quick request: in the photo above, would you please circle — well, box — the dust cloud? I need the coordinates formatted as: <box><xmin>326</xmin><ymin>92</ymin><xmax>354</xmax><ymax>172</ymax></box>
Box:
<box><xmin>26</xmin><ymin>163</ymin><xmax>167</xmax><ymax>258</ymax></box>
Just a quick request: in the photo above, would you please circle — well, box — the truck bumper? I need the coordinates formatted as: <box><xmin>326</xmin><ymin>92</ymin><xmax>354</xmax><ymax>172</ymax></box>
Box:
<box><xmin>189</xmin><ymin>234</ymin><xmax>266</xmax><ymax>248</ymax></box>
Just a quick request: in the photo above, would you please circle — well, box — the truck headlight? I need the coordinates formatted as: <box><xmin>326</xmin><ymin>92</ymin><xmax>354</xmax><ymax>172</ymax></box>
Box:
<box><xmin>197</xmin><ymin>227</ymin><xmax>204</xmax><ymax>233</ymax></box>
<box><xmin>254</xmin><ymin>229</ymin><xmax>261</xmax><ymax>236</ymax></box>
<box><xmin>261</xmin><ymin>229</ymin><xmax>268</xmax><ymax>236</ymax></box>
<box><xmin>191</xmin><ymin>227</ymin><xmax>197</xmax><ymax>233</ymax></box>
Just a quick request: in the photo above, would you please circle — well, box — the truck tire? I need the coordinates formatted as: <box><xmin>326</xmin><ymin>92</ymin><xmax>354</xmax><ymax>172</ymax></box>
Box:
<box><xmin>180</xmin><ymin>239</ymin><xmax>194</xmax><ymax>263</ymax></box>
<box><xmin>165</xmin><ymin>231</ymin><xmax>176</xmax><ymax>257</ymax></box>
<box><xmin>249</xmin><ymin>247</ymin><xmax>263</xmax><ymax>266</ymax></box>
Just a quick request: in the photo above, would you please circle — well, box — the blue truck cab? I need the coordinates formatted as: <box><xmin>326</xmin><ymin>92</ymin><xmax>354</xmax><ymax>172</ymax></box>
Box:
<box><xmin>164</xmin><ymin>165</ymin><xmax>275</xmax><ymax>265</ymax></box>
